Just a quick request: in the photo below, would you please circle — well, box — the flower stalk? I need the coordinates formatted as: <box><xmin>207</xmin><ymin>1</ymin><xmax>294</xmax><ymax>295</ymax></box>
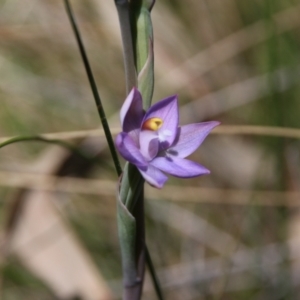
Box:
<box><xmin>115</xmin><ymin>1</ymin><xmax>159</xmax><ymax>299</ymax></box>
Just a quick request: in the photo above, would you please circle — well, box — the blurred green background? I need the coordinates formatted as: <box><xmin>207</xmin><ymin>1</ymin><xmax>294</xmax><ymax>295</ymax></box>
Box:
<box><xmin>0</xmin><ymin>0</ymin><xmax>300</xmax><ymax>299</ymax></box>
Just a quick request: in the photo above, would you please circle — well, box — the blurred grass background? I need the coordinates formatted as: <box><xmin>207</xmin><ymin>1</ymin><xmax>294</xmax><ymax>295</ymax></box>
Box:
<box><xmin>0</xmin><ymin>0</ymin><xmax>300</xmax><ymax>299</ymax></box>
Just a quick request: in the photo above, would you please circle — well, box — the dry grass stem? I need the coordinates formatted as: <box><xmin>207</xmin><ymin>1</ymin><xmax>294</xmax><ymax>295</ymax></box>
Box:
<box><xmin>0</xmin><ymin>171</ymin><xmax>299</xmax><ymax>206</ymax></box>
<box><xmin>1</xmin><ymin>125</ymin><xmax>300</xmax><ymax>144</ymax></box>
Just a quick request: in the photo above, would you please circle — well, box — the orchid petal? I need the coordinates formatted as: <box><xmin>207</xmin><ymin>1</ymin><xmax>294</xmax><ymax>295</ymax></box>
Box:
<box><xmin>120</xmin><ymin>88</ymin><xmax>144</xmax><ymax>139</ymax></box>
<box><xmin>142</xmin><ymin>95</ymin><xmax>178</xmax><ymax>148</ymax></box>
<box><xmin>138</xmin><ymin>164</ymin><xmax>168</xmax><ymax>188</ymax></box>
<box><xmin>151</xmin><ymin>156</ymin><xmax>210</xmax><ymax>178</ymax></box>
<box><xmin>139</xmin><ymin>130</ymin><xmax>159</xmax><ymax>161</ymax></box>
<box><xmin>115</xmin><ymin>133</ymin><xmax>147</xmax><ymax>169</ymax></box>
<box><xmin>169</xmin><ymin>121</ymin><xmax>220</xmax><ymax>158</ymax></box>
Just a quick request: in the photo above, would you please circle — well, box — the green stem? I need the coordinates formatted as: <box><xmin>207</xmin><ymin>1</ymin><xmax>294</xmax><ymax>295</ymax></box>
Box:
<box><xmin>64</xmin><ymin>0</ymin><xmax>122</xmax><ymax>177</ymax></box>
<box><xmin>115</xmin><ymin>1</ymin><xmax>164</xmax><ymax>299</ymax></box>
<box><xmin>145</xmin><ymin>246</ymin><xmax>164</xmax><ymax>300</ymax></box>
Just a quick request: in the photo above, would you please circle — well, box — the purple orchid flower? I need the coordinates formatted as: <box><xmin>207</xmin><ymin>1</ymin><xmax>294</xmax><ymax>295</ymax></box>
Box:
<box><xmin>115</xmin><ymin>88</ymin><xmax>220</xmax><ymax>188</ymax></box>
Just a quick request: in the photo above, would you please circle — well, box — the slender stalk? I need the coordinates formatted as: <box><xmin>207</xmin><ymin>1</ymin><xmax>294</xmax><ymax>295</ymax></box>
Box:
<box><xmin>114</xmin><ymin>1</ymin><xmax>164</xmax><ymax>299</ymax></box>
<box><xmin>145</xmin><ymin>246</ymin><xmax>164</xmax><ymax>300</ymax></box>
<box><xmin>64</xmin><ymin>0</ymin><xmax>122</xmax><ymax>177</ymax></box>
<box><xmin>114</xmin><ymin>2</ymin><xmax>146</xmax><ymax>300</ymax></box>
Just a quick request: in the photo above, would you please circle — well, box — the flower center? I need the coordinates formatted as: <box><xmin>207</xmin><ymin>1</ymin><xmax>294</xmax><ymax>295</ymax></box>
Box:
<box><xmin>142</xmin><ymin>117</ymin><xmax>163</xmax><ymax>131</ymax></box>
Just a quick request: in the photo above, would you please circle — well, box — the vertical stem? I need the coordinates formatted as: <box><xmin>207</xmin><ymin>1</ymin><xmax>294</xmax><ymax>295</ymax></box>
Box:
<box><xmin>115</xmin><ymin>1</ymin><xmax>164</xmax><ymax>299</ymax></box>
<box><xmin>64</xmin><ymin>0</ymin><xmax>122</xmax><ymax>177</ymax></box>
<box><xmin>114</xmin><ymin>1</ymin><xmax>145</xmax><ymax>300</ymax></box>
<box><xmin>145</xmin><ymin>246</ymin><xmax>164</xmax><ymax>300</ymax></box>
